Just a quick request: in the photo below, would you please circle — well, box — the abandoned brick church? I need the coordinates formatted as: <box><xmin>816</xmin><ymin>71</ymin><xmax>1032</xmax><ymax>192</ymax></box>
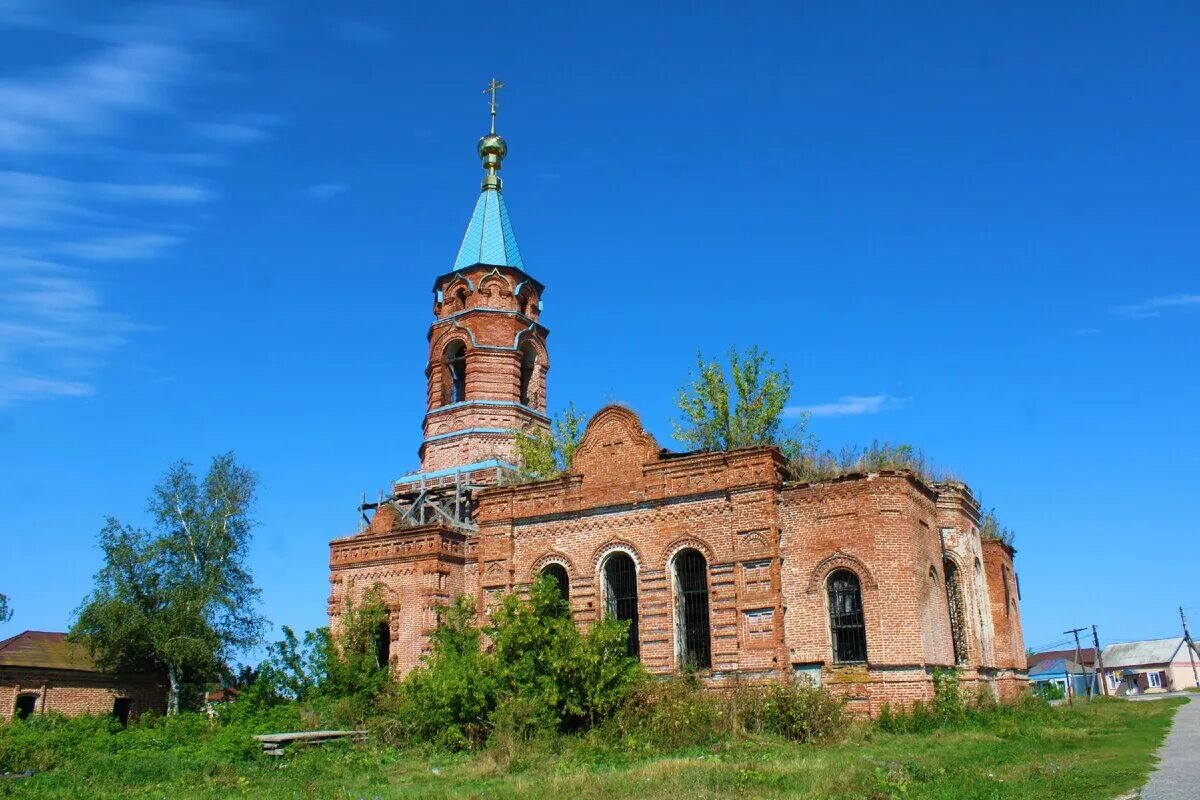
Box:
<box><xmin>328</xmin><ymin>95</ymin><xmax>1028</xmax><ymax>713</ymax></box>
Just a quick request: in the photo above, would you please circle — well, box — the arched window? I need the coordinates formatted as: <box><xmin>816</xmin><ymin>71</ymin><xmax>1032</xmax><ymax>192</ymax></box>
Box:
<box><xmin>374</xmin><ymin>619</ymin><xmax>391</xmax><ymax>669</ymax></box>
<box><xmin>944</xmin><ymin>559</ymin><xmax>969</xmax><ymax>664</ymax></box>
<box><xmin>541</xmin><ymin>563</ymin><xmax>570</xmax><ymax>603</ymax></box>
<box><xmin>827</xmin><ymin>569</ymin><xmax>867</xmax><ymax>664</ymax></box>
<box><xmin>672</xmin><ymin>549</ymin><xmax>712</xmax><ymax>670</ymax></box>
<box><xmin>518</xmin><ymin>344</ymin><xmax>536</xmax><ymax>406</ymax></box>
<box><xmin>603</xmin><ymin>552</ymin><xmax>639</xmax><ymax>656</ymax></box>
<box><xmin>444</xmin><ymin>342</ymin><xmax>467</xmax><ymax>404</ymax></box>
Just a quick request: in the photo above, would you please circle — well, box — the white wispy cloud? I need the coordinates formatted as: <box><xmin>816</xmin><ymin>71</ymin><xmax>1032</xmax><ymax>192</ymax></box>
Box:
<box><xmin>0</xmin><ymin>42</ymin><xmax>194</xmax><ymax>153</ymax></box>
<box><xmin>0</xmin><ymin>376</ymin><xmax>94</xmax><ymax>405</ymax></box>
<box><xmin>0</xmin><ymin>170</ymin><xmax>214</xmax><ymax>228</ymax></box>
<box><xmin>303</xmin><ymin>182</ymin><xmax>347</xmax><ymax>200</ymax></box>
<box><xmin>0</xmin><ymin>2</ymin><xmax>267</xmax><ymax>407</ymax></box>
<box><xmin>1116</xmin><ymin>294</ymin><xmax>1200</xmax><ymax>319</ymax></box>
<box><xmin>191</xmin><ymin>113</ymin><xmax>282</xmax><ymax>146</ymax></box>
<box><xmin>786</xmin><ymin>394</ymin><xmax>904</xmax><ymax>418</ymax></box>
<box><xmin>0</xmin><ymin>250</ymin><xmax>138</xmax><ymax>407</ymax></box>
<box><xmin>55</xmin><ymin>233</ymin><xmax>183</xmax><ymax>262</ymax></box>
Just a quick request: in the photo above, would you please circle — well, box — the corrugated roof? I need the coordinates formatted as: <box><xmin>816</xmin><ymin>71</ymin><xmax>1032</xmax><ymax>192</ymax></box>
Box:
<box><xmin>1028</xmin><ymin>648</ymin><xmax>1097</xmax><ymax>669</ymax></box>
<box><xmin>1101</xmin><ymin>637</ymin><xmax>1188</xmax><ymax>669</ymax></box>
<box><xmin>0</xmin><ymin>631</ymin><xmax>100</xmax><ymax>672</ymax></box>
<box><xmin>1029</xmin><ymin>658</ymin><xmax>1085</xmax><ymax>677</ymax></box>
<box><xmin>452</xmin><ymin>186</ymin><xmax>523</xmax><ymax>270</ymax></box>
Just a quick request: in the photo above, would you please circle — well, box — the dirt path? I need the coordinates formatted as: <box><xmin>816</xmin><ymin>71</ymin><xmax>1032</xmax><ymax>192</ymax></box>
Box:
<box><xmin>1140</xmin><ymin>696</ymin><xmax>1199</xmax><ymax>800</ymax></box>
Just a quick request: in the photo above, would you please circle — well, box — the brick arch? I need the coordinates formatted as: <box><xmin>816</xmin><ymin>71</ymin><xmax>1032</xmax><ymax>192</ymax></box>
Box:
<box><xmin>443</xmin><ymin>275</ymin><xmax>473</xmax><ymax>305</ymax></box>
<box><xmin>593</xmin><ymin>540</ymin><xmax>642</xmax><ymax>572</ymax></box>
<box><xmin>430</xmin><ymin>327</ymin><xmax>474</xmax><ymax>355</ymax></box>
<box><xmin>661</xmin><ymin>537</ymin><xmax>715</xmax><ymax>569</ymax></box>
<box><xmin>478</xmin><ymin>270</ymin><xmax>514</xmax><ymax>306</ymax></box>
<box><xmin>515</xmin><ymin>330</ymin><xmax>549</xmax><ymax>367</ymax></box>
<box><xmin>806</xmin><ymin>551</ymin><xmax>878</xmax><ymax>594</ymax></box>
<box><xmin>531</xmin><ymin>551</ymin><xmax>578</xmax><ymax>578</ymax></box>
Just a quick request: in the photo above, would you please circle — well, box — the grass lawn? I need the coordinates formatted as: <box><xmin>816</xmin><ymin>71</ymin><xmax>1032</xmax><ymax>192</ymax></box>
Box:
<box><xmin>0</xmin><ymin>698</ymin><xmax>1181</xmax><ymax>800</ymax></box>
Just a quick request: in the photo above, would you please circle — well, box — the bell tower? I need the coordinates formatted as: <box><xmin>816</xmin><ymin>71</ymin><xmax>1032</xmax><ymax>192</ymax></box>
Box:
<box><xmin>413</xmin><ymin>80</ymin><xmax>550</xmax><ymax>480</ymax></box>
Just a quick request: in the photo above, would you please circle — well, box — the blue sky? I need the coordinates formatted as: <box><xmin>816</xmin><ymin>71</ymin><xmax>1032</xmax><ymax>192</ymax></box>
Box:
<box><xmin>1</xmin><ymin>1</ymin><xmax>1197</xmax><ymax>659</ymax></box>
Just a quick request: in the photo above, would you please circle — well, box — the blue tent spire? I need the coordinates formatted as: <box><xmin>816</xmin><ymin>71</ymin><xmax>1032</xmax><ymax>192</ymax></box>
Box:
<box><xmin>452</xmin><ymin>179</ymin><xmax>523</xmax><ymax>270</ymax></box>
<box><xmin>452</xmin><ymin>83</ymin><xmax>524</xmax><ymax>270</ymax></box>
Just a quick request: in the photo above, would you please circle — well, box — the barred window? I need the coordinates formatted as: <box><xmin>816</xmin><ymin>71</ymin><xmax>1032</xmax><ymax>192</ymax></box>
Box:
<box><xmin>672</xmin><ymin>549</ymin><xmax>711</xmax><ymax>670</ymax></box>
<box><xmin>603</xmin><ymin>552</ymin><xmax>639</xmax><ymax>656</ymax></box>
<box><xmin>827</xmin><ymin>569</ymin><xmax>867</xmax><ymax>664</ymax></box>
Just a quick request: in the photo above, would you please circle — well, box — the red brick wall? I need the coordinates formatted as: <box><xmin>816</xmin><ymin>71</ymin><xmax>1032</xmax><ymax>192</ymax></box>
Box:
<box><xmin>329</xmin><ymin>405</ymin><xmax>1029</xmax><ymax>712</ymax></box>
<box><xmin>981</xmin><ymin>539</ymin><xmax>1027</xmax><ymax>672</ymax></box>
<box><xmin>420</xmin><ymin>264</ymin><xmax>550</xmax><ymax>473</ymax></box>
<box><xmin>0</xmin><ymin>668</ymin><xmax>165</xmax><ymax>721</ymax></box>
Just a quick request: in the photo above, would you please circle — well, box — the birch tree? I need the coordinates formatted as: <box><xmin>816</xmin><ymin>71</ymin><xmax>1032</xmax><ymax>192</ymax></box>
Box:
<box><xmin>71</xmin><ymin>453</ymin><xmax>265</xmax><ymax>714</ymax></box>
<box><xmin>675</xmin><ymin>346</ymin><xmax>807</xmax><ymax>457</ymax></box>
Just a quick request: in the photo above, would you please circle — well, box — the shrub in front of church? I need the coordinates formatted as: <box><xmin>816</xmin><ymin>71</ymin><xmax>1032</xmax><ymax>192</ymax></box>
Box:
<box><xmin>227</xmin><ymin>589</ymin><xmax>393</xmax><ymax>729</ymax></box>
<box><xmin>587</xmin><ymin>673</ymin><xmax>846</xmax><ymax>756</ymax></box>
<box><xmin>377</xmin><ymin>576</ymin><xmax>644</xmax><ymax>749</ymax></box>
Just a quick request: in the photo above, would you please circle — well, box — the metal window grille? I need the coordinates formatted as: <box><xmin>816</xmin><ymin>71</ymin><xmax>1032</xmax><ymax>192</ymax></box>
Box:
<box><xmin>604</xmin><ymin>553</ymin><xmax>639</xmax><ymax>656</ymax></box>
<box><xmin>541</xmin><ymin>563</ymin><xmax>570</xmax><ymax>603</ymax></box>
<box><xmin>674</xmin><ymin>550</ymin><xmax>712</xmax><ymax>670</ymax></box>
<box><xmin>944</xmin><ymin>560</ymin><xmax>969</xmax><ymax>664</ymax></box>
<box><xmin>827</xmin><ymin>570</ymin><xmax>868</xmax><ymax>664</ymax></box>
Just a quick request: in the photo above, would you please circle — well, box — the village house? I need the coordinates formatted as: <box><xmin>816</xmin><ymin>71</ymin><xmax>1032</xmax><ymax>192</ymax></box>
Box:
<box><xmin>1100</xmin><ymin>637</ymin><xmax>1200</xmax><ymax>695</ymax></box>
<box><xmin>0</xmin><ymin>631</ymin><xmax>165</xmax><ymax>723</ymax></box>
<box><xmin>327</xmin><ymin>96</ymin><xmax>1028</xmax><ymax>713</ymax></box>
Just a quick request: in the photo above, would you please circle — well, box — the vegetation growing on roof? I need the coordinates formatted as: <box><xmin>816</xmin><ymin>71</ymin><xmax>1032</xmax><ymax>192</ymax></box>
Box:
<box><xmin>673</xmin><ymin>346</ymin><xmax>949</xmax><ymax>486</ymax></box>
<box><xmin>511</xmin><ymin>402</ymin><xmax>585</xmax><ymax>481</ymax></box>
<box><xmin>979</xmin><ymin>507</ymin><xmax>1017</xmax><ymax>546</ymax></box>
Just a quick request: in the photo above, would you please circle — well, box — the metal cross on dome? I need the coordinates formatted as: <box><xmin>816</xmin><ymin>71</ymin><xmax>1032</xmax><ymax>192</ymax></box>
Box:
<box><xmin>483</xmin><ymin>77</ymin><xmax>505</xmax><ymax>133</ymax></box>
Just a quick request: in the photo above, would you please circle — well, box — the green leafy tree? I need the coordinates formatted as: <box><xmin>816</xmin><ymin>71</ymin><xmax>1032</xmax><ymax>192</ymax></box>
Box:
<box><xmin>675</xmin><ymin>346</ymin><xmax>797</xmax><ymax>451</ymax></box>
<box><xmin>71</xmin><ymin>453</ymin><xmax>266</xmax><ymax>714</ymax></box>
<box><xmin>0</xmin><ymin>593</ymin><xmax>11</xmax><ymax>623</ymax></box>
<box><xmin>513</xmin><ymin>402</ymin><xmax>586</xmax><ymax>480</ymax></box>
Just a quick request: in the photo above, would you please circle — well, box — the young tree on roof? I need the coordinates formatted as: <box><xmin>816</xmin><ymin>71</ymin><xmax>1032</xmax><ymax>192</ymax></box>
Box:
<box><xmin>71</xmin><ymin>453</ymin><xmax>266</xmax><ymax>714</ymax></box>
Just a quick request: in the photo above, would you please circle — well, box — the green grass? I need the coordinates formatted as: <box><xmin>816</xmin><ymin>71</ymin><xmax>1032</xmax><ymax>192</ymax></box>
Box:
<box><xmin>0</xmin><ymin>698</ymin><xmax>1181</xmax><ymax>800</ymax></box>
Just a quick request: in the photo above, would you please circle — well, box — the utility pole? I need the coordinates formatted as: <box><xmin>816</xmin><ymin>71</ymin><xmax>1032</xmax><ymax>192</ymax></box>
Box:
<box><xmin>1065</xmin><ymin>627</ymin><xmax>1091</xmax><ymax>700</ymax></box>
<box><xmin>1092</xmin><ymin>625</ymin><xmax>1108</xmax><ymax>696</ymax></box>
<box><xmin>1182</xmin><ymin>607</ymin><xmax>1199</xmax><ymax>689</ymax></box>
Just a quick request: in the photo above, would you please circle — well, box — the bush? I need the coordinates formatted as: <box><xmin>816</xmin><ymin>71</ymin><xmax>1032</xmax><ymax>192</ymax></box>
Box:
<box><xmin>758</xmin><ymin>678</ymin><xmax>846</xmax><ymax>743</ymax></box>
<box><xmin>590</xmin><ymin>674</ymin><xmax>846</xmax><ymax>758</ymax></box>
<box><xmin>932</xmin><ymin>667</ymin><xmax>966</xmax><ymax>724</ymax></box>
<box><xmin>380</xmin><ymin>577</ymin><xmax>645</xmax><ymax>750</ymax></box>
